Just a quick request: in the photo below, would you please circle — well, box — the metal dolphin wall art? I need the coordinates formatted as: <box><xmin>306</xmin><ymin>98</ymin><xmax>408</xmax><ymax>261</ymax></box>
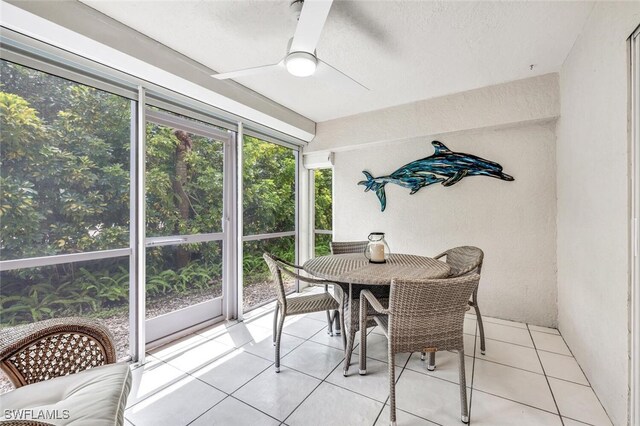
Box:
<box><xmin>358</xmin><ymin>140</ymin><xmax>514</xmax><ymax>211</ymax></box>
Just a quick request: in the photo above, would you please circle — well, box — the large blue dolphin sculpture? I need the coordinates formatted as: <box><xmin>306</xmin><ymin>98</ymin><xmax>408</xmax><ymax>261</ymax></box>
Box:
<box><xmin>358</xmin><ymin>141</ymin><xmax>514</xmax><ymax>211</ymax></box>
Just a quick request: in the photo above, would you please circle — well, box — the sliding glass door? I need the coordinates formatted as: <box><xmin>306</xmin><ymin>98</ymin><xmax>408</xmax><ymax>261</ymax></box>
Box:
<box><xmin>144</xmin><ymin>108</ymin><xmax>234</xmax><ymax>342</ymax></box>
<box><xmin>242</xmin><ymin>135</ymin><xmax>298</xmax><ymax>312</ymax></box>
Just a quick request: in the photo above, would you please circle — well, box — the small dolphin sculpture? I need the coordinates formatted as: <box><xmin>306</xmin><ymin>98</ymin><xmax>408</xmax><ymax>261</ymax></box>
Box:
<box><xmin>358</xmin><ymin>140</ymin><xmax>514</xmax><ymax>211</ymax></box>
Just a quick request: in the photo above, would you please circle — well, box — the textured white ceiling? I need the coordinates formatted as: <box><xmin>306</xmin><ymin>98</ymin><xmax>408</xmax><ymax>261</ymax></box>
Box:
<box><xmin>80</xmin><ymin>0</ymin><xmax>594</xmax><ymax>123</ymax></box>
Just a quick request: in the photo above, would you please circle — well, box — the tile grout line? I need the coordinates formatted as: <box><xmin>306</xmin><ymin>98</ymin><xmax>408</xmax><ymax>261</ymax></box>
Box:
<box><xmin>554</xmin><ymin>329</ymin><xmax>614</xmax><ymax>426</ymax></box>
<box><xmin>526</xmin><ymin>323</ymin><xmax>565</xmax><ymax>425</ymax></box>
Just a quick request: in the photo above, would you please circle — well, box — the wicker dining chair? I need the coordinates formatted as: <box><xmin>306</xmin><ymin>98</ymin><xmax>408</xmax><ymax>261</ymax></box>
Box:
<box><xmin>330</xmin><ymin>241</ymin><xmax>369</xmax><ymax>255</ymax></box>
<box><xmin>434</xmin><ymin>246</ymin><xmax>485</xmax><ymax>355</ymax></box>
<box><xmin>330</xmin><ymin>240</ymin><xmax>389</xmax><ymax>375</ymax></box>
<box><xmin>329</xmin><ymin>240</ymin><xmax>368</xmax><ymax>344</ymax></box>
<box><xmin>359</xmin><ymin>274</ymin><xmax>480</xmax><ymax>425</ymax></box>
<box><xmin>263</xmin><ymin>253</ymin><xmax>340</xmax><ymax>373</ymax></box>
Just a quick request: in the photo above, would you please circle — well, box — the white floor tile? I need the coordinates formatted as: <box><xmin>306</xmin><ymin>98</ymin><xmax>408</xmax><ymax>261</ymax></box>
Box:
<box><xmin>149</xmin><ymin>333</ymin><xmax>207</xmax><ymax>360</ymax></box>
<box><xmin>472</xmin><ymin>358</ymin><xmax>556</xmax><ymax>412</ymax></box>
<box><xmin>127</xmin><ymin>309</ymin><xmax>609</xmax><ymax>426</ymax></box>
<box><xmin>233</xmin><ymin>367</ymin><xmax>321</xmax><ymax>421</ymax></box>
<box><xmin>125</xmin><ymin>375</ymin><xmax>225</xmax><ymax>426</ymax></box>
<box><xmin>286</xmin><ymin>382</ymin><xmax>383</xmax><ymax>426</ymax></box>
<box><xmin>482</xmin><ymin>322</ymin><xmax>534</xmax><ymax>347</ymax></box>
<box><xmin>162</xmin><ymin>339</ymin><xmax>235</xmax><ymax>373</ymax></box>
<box><xmin>531</xmin><ymin>331</ymin><xmax>572</xmax><ymax>356</ymax></box>
<box><xmin>245</xmin><ymin>311</ymin><xmax>279</xmax><ymax>330</ymax></box>
<box><xmin>194</xmin><ymin>320</ymin><xmax>239</xmax><ymax>339</ymax></box>
<box><xmin>325</xmin><ymin>357</ymin><xmax>401</xmax><ymax>402</ymax></box>
<box><xmin>216</xmin><ymin>322</ymin><xmax>274</xmax><ymax>348</ymax></box>
<box><xmin>190</xmin><ymin>396</ymin><xmax>280</xmax><ymax>426</ymax></box>
<box><xmin>548</xmin><ymin>378</ymin><xmax>612</xmax><ymax>426</ymax></box>
<box><xmin>404</xmin><ymin>351</ymin><xmax>473</xmax><ymax>386</ymax></box>
<box><xmin>281</xmin><ymin>340</ymin><xmax>345</xmax><ymax>379</ymax></box>
<box><xmin>304</xmin><ymin>310</ymin><xmax>333</xmax><ymax>323</ymax></box>
<box><xmin>528</xmin><ymin>324</ymin><xmax>560</xmax><ymax>335</ymax></box>
<box><xmin>308</xmin><ymin>327</ymin><xmax>347</xmax><ymax>350</ymax></box>
<box><xmin>192</xmin><ymin>349</ymin><xmax>273</xmax><ymax>393</ymax></box>
<box><xmin>562</xmin><ymin>417</ymin><xmax>592</xmax><ymax>425</ymax></box>
<box><xmin>470</xmin><ymin>390</ymin><xmax>562</xmax><ymax>425</ymax></box>
<box><xmin>375</xmin><ymin>406</ymin><xmax>438</xmax><ymax>425</ymax></box>
<box><xmin>127</xmin><ymin>356</ymin><xmax>187</xmax><ymax>407</ymax></box>
<box><xmin>394</xmin><ymin>369</ymin><xmax>471</xmax><ymax>425</ymax></box>
<box><xmin>475</xmin><ymin>338</ymin><xmax>543</xmax><ymax>374</ymax></box>
<box><xmin>241</xmin><ymin>332</ymin><xmax>305</xmax><ymax>363</ymax></box>
<box><xmin>281</xmin><ymin>316</ymin><xmax>329</xmax><ymax>339</ymax></box>
<box><xmin>481</xmin><ymin>316</ymin><xmax>528</xmax><ymax>329</ymax></box>
<box><xmin>538</xmin><ymin>351</ymin><xmax>588</xmax><ymax>385</ymax></box>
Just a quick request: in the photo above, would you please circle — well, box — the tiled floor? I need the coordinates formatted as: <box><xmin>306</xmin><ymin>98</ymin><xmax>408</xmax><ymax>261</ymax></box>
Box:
<box><xmin>125</xmin><ymin>293</ymin><xmax>612</xmax><ymax>426</ymax></box>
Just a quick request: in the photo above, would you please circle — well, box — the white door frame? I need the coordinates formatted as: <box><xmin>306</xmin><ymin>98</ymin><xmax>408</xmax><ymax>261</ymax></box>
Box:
<box><xmin>629</xmin><ymin>26</ymin><xmax>640</xmax><ymax>426</ymax></box>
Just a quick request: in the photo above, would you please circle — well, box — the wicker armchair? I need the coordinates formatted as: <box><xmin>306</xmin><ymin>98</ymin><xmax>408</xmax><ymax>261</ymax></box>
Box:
<box><xmin>263</xmin><ymin>253</ymin><xmax>340</xmax><ymax>373</ymax></box>
<box><xmin>359</xmin><ymin>274</ymin><xmax>480</xmax><ymax>425</ymax></box>
<box><xmin>434</xmin><ymin>246</ymin><xmax>485</xmax><ymax>355</ymax></box>
<box><xmin>0</xmin><ymin>317</ymin><xmax>131</xmax><ymax>426</ymax></box>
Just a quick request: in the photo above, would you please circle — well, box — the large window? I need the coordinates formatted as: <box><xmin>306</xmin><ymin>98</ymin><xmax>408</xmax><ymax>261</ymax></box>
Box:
<box><xmin>0</xmin><ymin>60</ymin><xmax>132</xmax><ymax>359</ymax></box>
<box><xmin>242</xmin><ymin>135</ymin><xmax>297</xmax><ymax>311</ymax></box>
<box><xmin>0</xmin><ymin>41</ymin><xmax>302</xmax><ymax>369</ymax></box>
<box><xmin>314</xmin><ymin>168</ymin><xmax>333</xmax><ymax>256</ymax></box>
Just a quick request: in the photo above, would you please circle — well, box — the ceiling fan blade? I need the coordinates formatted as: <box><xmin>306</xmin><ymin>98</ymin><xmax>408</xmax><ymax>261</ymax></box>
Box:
<box><xmin>212</xmin><ymin>60</ymin><xmax>284</xmax><ymax>80</ymax></box>
<box><xmin>317</xmin><ymin>59</ymin><xmax>369</xmax><ymax>91</ymax></box>
<box><xmin>290</xmin><ymin>0</ymin><xmax>333</xmax><ymax>54</ymax></box>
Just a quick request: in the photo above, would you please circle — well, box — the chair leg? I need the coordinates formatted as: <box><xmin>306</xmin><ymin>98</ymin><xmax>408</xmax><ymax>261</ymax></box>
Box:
<box><xmin>343</xmin><ymin>327</ymin><xmax>356</xmax><ymax>376</ymax></box>
<box><xmin>473</xmin><ymin>298</ymin><xmax>486</xmax><ymax>355</ymax></box>
<box><xmin>274</xmin><ymin>313</ymin><xmax>285</xmax><ymax>373</ymax></box>
<box><xmin>343</xmin><ymin>296</ymin><xmax>358</xmax><ymax>375</ymax></box>
<box><xmin>427</xmin><ymin>351</ymin><xmax>436</xmax><ymax>371</ymax></box>
<box><xmin>420</xmin><ymin>351</ymin><xmax>425</xmax><ymax>361</ymax></box>
<box><xmin>272</xmin><ymin>304</ymin><xmax>279</xmax><ymax>345</ymax></box>
<box><xmin>389</xmin><ymin>348</ymin><xmax>397</xmax><ymax>426</ymax></box>
<box><xmin>341</xmin><ymin>302</ymin><xmax>347</xmax><ymax>350</ymax></box>
<box><xmin>333</xmin><ymin>310</ymin><xmax>341</xmax><ymax>335</ymax></box>
<box><xmin>326</xmin><ymin>310</ymin><xmax>334</xmax><ymax>336</ymax></box>
<box><xmin>359</xmin><ymin>296</ymin><xmax>367</xmax><ymax>375</ymax></box>
<box><xmin>458</xmin><ymin>350</ymin><xmax>469</xmax><ymax>423</ymax></box>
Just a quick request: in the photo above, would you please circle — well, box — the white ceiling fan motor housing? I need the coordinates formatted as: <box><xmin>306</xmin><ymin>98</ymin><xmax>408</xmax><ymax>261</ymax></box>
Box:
<box><xmin>285</xmin><ymin>51</ymin><xmax>317</xmax><ymax>77</ymax></box>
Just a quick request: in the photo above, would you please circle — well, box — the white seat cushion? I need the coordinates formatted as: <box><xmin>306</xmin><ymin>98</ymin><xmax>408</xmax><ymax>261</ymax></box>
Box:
<box><xmin>1</xmin><ymin>363</ymin><xmax>131</xmax><ymax>426</ymax></box>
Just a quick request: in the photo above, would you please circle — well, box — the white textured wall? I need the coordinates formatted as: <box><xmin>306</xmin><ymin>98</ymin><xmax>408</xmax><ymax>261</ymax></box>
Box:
<box><xmin>557</xmin><ymin>3</ymin><xmax>640</xmax><ymax>425</ymax></box>
<box><xmin>333</xmin><ymin>123</ymin><xmax>558</xmax><ymax>325</ymax></box>
<box><xmin>308</xmin><ymin>74</ymin><xmax>559</xmax><ymax>153</ymax></box>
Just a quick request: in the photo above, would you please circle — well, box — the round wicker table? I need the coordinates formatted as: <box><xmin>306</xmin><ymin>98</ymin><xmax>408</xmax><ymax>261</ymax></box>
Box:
<box><xmin>303</xmin><ymin>253</ymin><xmax>451</xmax><ymax>375</ymax></box>
<box><xmin>303</xmin><ymin>253</ymin><xmax>451</xmax><ymax>286</ymax></box>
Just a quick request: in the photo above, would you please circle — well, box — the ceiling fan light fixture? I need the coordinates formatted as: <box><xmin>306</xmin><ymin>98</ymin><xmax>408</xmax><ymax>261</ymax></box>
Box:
<box><xmin>285</xmin><ymin>51</ymin><xmax>317</xmax><ymax>77</ymax></box>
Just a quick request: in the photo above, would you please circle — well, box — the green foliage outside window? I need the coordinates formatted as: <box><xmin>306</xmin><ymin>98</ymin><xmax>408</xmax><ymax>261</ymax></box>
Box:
<box><xmin>314</xmin><ymin>168</ymin><xmax>332</xmax><ymax>256</ymax></box>
<box><xmin>0</xmin><ymin>61</ymin><xmax>298</xmax><ymax>325</ymax></box>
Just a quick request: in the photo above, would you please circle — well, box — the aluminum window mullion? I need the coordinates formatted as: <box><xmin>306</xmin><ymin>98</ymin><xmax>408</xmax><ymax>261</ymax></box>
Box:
<box><xmin>130</xmin><ymin>86</ymin><xmax>146</xmax><ymax>364</ymax></box>
<box><xmin>241</xmin><ymin>231</ymin><xmax>297</xmax><ymax>242</ymax></box>
<box><xmin>1</xmin><ymin>31</ymin><xmax>137</xmax><ymax>100</ymax></box>
<box><xmin>243</xmin><ymin>128</ymin><xmax>303</xmax><ymax>151</ymax></box>
<box><xmin>236</xmin><ymin>123</ymin><xmax>245</xmax><ymax>321</ymax></box>
<box><xmin>314</xmin><ymin>229</ymin><xmax>333</xmax><ymax>235</ymax></box>
<box><xmin>145</xmin><ymin>108</ymin><xmax>230</xmax><ymax>141</ymax></box>
<box><xmin>145</xmin><ymin>233</ymin><xmax>225</xmax><ymax>247</ymax></box>
<box><xmin>0</xmin><ymin>248</ymin><xmax>131</xmax><ymax>272</ymax></box>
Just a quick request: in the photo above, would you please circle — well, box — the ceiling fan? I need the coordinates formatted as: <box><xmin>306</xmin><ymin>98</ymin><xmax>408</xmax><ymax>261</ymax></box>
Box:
<box><xmin>211</xmin><ymin>0</ymin><xmax>368</xmax><ymax>90</ymax></box>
